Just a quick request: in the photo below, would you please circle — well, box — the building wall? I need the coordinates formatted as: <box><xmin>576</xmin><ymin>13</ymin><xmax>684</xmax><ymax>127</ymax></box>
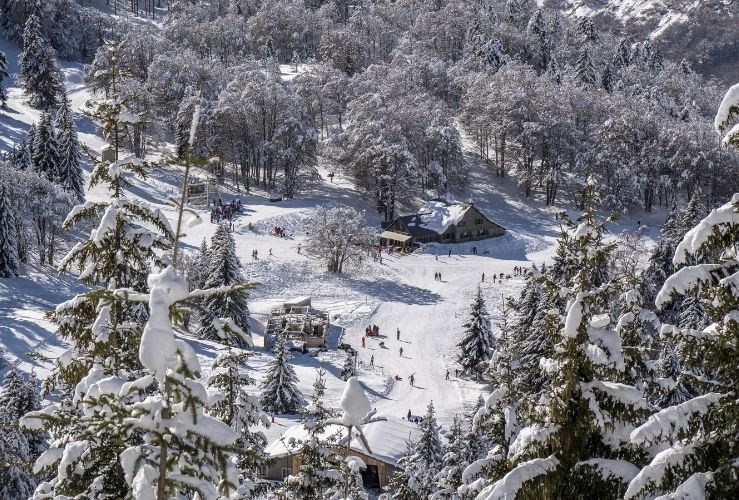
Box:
<box><xmin>265</xmin><ymin>455</ymin><xmax>294</xmax><ymax>482</ymax></box>
<box><xmin>444</xmin><ymin>206</ymin><xmax>504</xmax><ymax>242</ymax></box>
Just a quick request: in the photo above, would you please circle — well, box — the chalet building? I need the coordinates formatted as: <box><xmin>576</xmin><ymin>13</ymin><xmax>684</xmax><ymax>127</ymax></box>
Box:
<box><xmin>264</xmin><ymin>416</ymin><xmax>421</xmax><ymax>490</ymax></box>
<box><xmin>380</xmin><ymin>200</ymin><xmax>505</xmax><ymax>247</ymax></box>
<box><xmin>265</xmin><ymin>297</ymin><xmax>329</xmax><ymax>349</ymax></box>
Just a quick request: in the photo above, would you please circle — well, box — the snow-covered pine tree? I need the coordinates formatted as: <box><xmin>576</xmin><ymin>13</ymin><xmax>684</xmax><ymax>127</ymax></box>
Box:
<box><xmin>392</xmin><ymin>401</ymin><xmax>443</xmax><ymax>499</ymax></box>
<box><xmin>196</xmin><ymin>223</ymin><xmax>251</xmax><ymax>346</ymax></box>
<box><xmin>576</xmin><ymin>17</ymin><xmax>598</xmax><ymax>44</ymax></box>
<box><xmin>21</xmin><ymin>55</ymin><xmax>175</xmax><ymax>498</ymax></box>
<box><xmin>625</xmin><ymin>87</ymin><xmax>739</xmax><ymax>499</ymax></box>
<box><xmin>575</xmin><ymin>47</ymin><xmax>597</xmax><ymax>85</ymax></box>
<box><xmin>479</xmin><ymin>191</ymin><xmax>651</xmax><ymax>500</ymax></box>
<box><xmin>117</xmin><ymin>266</ymin><xmax>242</xmax><ymax>498</ymax></box>
<box><xmin>611</xmin><ymin>37</ymin><xmax>632</xmax><ymax>70</ymax></box>
<box><xmin>615</xmin><ymin>289</ymin><xmax>660</xmax><ymax>397</ymax></box>
<box><xmin>0</xmin><ymin>185</ymin><xmax>20</xmax><ymax>278</ymax></box>
<box><xmin>54</xmin><ymin>96</ymin><xmax>84</xmax><ymax>201</ymax></box>
<box><xmin>640</xmin><ymin>199</ymin><xmax>682</xmax><ymax>308</ymax></box>
<box><xmin>0</xmin><ymin>370</ymin><xmax>36</xmax><ymax>500</ymax></box>
<box><xmin>18</xmin><ymin>5</ymin><xmax>63</xmax><ymax>109</ymax></box>
<box><xmin>280</xmin><ymin>368</ymin><xmax>341</xmax><ymax>499</ymax></box>
<box><xmin>601</xmin><ymin>63</ymin><xmax>614</xmax><ymax>93</ymax></box>
<box><xmin>680</xmin><ymin>192</ymin><xmax>703</xmax><ymax>237</ymax></box>
<box><xmin>207</xmin><ymin>324</ymin><xmax>269</xmax><ymax>487</ymax></box>
<box><xmin>340</xmin><ymin>350</ymin><xmax>354</xmax><ymax>380</ymax></box>
<box><xmin>459</xmin><ymin>300</ymin><xmax>520</xmax><ymax>498</ymax></box>
<box><xmin>457</xmin><ymin>286</ymin><xmax>494</xmax><ymax>374</ymax></box>
<box><xmin>435</xmin><ymin>415</ymin><xmax>467</xmax><ymax>499</ymax></box>
<box><xmin>259</xmin><ymin>335</ymin><xmax>303</xmax><ymax>414</ymax></box>
<box><xmin>0</xmin><ymin>50</ymin><xmax>9</xmax><ymax>108</ymax></box>
<box><xmin>31</xmin><ymin>111</ymin><xmax>59</xmax><ymax>182</ymax></box>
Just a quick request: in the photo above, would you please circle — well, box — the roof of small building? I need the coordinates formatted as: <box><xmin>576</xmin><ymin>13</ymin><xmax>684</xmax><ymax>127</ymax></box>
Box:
<box><xmin>265</xmin><ymin>415</ymin><xmax>422</xmax><ymax>466</ymax></box>
<box><xmin>394</xmin><ymin>200</ymin><xmax>486</xmax><ymax>237</ymax></box>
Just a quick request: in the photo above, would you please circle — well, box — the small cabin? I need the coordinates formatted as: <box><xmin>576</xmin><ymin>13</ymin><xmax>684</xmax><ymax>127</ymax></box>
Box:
<box><xmin>266</xmin><ymin>297</ymin><xmax>329</xmax><ymax>348</ymax></box>
<box><xmin>380</xmin><ymin>200</ymin><xmax>505</xmax><ymax>247</ymax></box>
<box><xmin>264</xmin><ymin>416</ymin><xmax>421</xmax><ymax>490</ymax></box>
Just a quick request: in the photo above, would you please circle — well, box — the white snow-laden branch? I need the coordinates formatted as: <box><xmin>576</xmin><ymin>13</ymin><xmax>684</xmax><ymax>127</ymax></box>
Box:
<box><xmin>673</xmin><ymin>194</ymin><xmax>739</xmax><ymax>266</ymax></box>
<box><xmin>655</xmin><ymin>264</ymin><xmax>723</xmax><ymax>309</ymax></box>
<box><xmin>212</xmin><ymin>317</ymin><xmax>254</xmax><ymax>346</ymax></box>
<box><xmin>462</xmin><ymin>446</ymin><xmax>504</xmax><ymax>484</ymax></box>
<box><xmin>507</xmin><ymin>424</ymin><xmax>558</xmax><ymax>462</ymax></box>
<box><xmin>476</xmin><ymin>455</ymin><xmax>559</xmax><ymax>500</ymax></box>
<box><xmin>582</xmin><ymin>380</ymin><xmax>650</xmax><ymax>410</ymax></box>
<box><xmin>189</xmin><ymin>103</ymin><xmax>201</xmax><ymax>147</ymax></box>
<box><xmin>625</xmin><ymin>444</ymin><xmax>697</xmax><ymax>499</ymax></box>
<box><xmin>652</xmin><ymin>472</ymin><xmax>714</xmax><ymax>500</ymax></box>
<box><xmin>721</xmin><ymin>122</ymin><xmax>739</xmax><ymax>147</ymax></box>
<box><xmin>630</xmin><ymin>393</ymin><xmax>724</xmax><ymax>446</ymax></box>
<box><xmin>575</xmin><ymin>459</ymin><xmax>639</xmax><ymax>484</ymax></box>
<box><xmin>563</xmin><ymin>293</ymin><xmax>585</xmax><ymax>338</ymax></box>
<box><xmin>472</xmin><ymin>386</ymin><xmax>507</xmax><ymax>430</ymax></box>
<box><xmin>714</xmin><ymin>83</ymin><xmax>739</xmax><ymax>132</ymax></box>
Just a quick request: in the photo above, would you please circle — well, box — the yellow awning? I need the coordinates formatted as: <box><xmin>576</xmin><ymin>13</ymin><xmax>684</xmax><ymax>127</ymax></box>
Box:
<box><xmin>380</xmin><ymin>231</ymin><xmax>413</xmax><ymax>243</ymax></box>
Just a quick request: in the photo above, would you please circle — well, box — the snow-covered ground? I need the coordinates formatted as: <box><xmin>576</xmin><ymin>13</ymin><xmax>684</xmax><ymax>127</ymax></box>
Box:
<box><xmin>0</xmin><ymin>36</ymin><xmax>665</xmax><ymax>448</ymax></box>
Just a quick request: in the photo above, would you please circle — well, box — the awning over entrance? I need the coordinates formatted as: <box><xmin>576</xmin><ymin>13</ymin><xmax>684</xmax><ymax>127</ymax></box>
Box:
<box><xmin>380</xmin><ymin>230</ymin><xmax>413</xmax><ymax>243</ymax></box>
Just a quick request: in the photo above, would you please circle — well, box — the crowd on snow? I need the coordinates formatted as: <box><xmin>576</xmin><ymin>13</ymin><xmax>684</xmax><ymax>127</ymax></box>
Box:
<box><xmin>209</xmin><ymin>198</ymin><xmax>243</xmax><ymax>227</ymax></box>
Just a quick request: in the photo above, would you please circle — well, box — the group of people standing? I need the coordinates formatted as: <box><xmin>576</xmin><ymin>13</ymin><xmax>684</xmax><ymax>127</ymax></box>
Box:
<box><xmin>210</xmin><ymin>199</ymin><xmax>243</xmax><ymax>229</ymax></box>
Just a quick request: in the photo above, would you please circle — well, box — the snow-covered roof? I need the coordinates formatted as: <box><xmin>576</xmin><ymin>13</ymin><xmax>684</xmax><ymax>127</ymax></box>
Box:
<box><xmin>265</xmin><ymin>415</ymin><xmax>421</xmax><ymax>465</ymax></box>
<box><xmin>409</xmin><ymin>200</ymin><xmax>471</xmax><ymax>234</ymax></box>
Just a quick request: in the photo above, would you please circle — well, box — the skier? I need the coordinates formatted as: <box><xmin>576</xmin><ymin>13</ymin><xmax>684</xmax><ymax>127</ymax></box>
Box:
<box><xmin>407</xmin><ymin>409</ymin><xmax>411</xmax><ymax>420</ymax></box>
<box><xmin>482</xmin><ymin>272</ymin><xmax>485</xmax><ymax>282</ymax></box>
<box><xmin>410</xmin><ymin>374</ymin><xmax>415</xmax><ymax>386</ymax></box>
<box><xmin>446</xmin><ymin>369</ymin><xmax>450</xmax><ymax>380</ymax></box>
<box><xmin>269</xmin><ymin>248</ymin><xmax>272</xmax><ymax>257</ymax></box>
<box><xmin>370</xmin><ymin>355</ymin><xmax>374</xmax><ymax>367</ymax></box>
<box><xmin>361</xmin><ymin>337</ymin><xmax>365</xmax><ymax>348</ymax></box>
<box><xmin>493</xmin><ymin>274</ymin><xmax>496</xmax><ymax>284</ymax></box>
<box><xmin>298</xmin><ymin>243</ymin><xmax>301</xmax><ymax>254</ymax></box>
<box><xmin>435</xmin><ymin>255</ymin><xmax>438</xmax><ymax>261</ymax></box>
<box><xmin>448</xmin><ymin>249</ymin><xmax>451</xmax><ymax>258</ymax></box>
<box><xmin>399</xmin><ymin>346</ymin><xmax>404</xmax><ymax>357</ymax></box>
<box><xmin>396</xmin><ymin>328</ymin><xmax>400</xmax><ymax>340</ymax></box>
<box><xmin>438</xmin><ymin>272</ymin><xmax>442</xmax><ymax>281</ymax></box>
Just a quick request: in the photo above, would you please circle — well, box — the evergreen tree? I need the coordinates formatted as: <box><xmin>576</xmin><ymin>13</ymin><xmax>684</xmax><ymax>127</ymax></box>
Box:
<box><xmin>0</xmin><ymin>369</ymin><xmax>46</xmax><ymax>500</ymax></box>
<box><xmin>601</xmin><ymin>63</ymin><xmax>614</xmax><ymax>93</ymax></box>
<box><xmin>576</xmin><ymin>17</ymin><xmax>598</xmax><ymax>44</ymax></box>
<box><xmin>340</xmin><ymin>350</ymin><xmax>354</xmax><ymax>380</ymax></box>
<box><xmin>0</xmin><ymin>50</ymin><xmax>9</xmax><ymax>108</ymax></box>
<box><xmin>612</xmin><ymin>37</ymin><xmax>632</xmax><ymax>70</ymax></box>
<box><xmin>457</xmin><ymin>287</ymin><xmax>494</xmax><ymax>374</ymax></box>
<box><xmin>196</xmin><ymin>223</ymin><xmax>251</xmax><ymax>346</ymax></box>
<box><xmin>681</xmin><ymin>192</ymin><xmax>703</xmax><ymax>236</ymax></box>
<box><xmin>259</xmin><ymin>335</ymin><xmax>303</xmax><ymax>414</ymax></box>
<box><xmin>207</xmin><ymin>324</ymin><xmax>269</xmax><ymax>486</ymax></box>
<box><xmin>279</xmin><ymin>368</ymin><xmax>340</xmax><ymax>499</ymax></box>
<box><xmin>627</xmin><ymin>115</ymin><xmax>739</xmax><ymax>497</ymax></box>
<box><xmin>641</xmin><ymin>199</ymin><xmax>682</xmax><ymax>308</ymax></box>
<box><xmin>21</xmin><ymin>50</ymin><xmax>175</xmax><ymax>498</ymax></box>
<box><xmin>435</xmin><ymin>415</ymin><xmax>466</xmax><ymax>498</ymax></box>
<box><xmin>392</xmin><ymin>401</ymin><xmax>443</xmax><ymax>499</ymax></box>
<box><xmin>575</xmin><ymin>47</ymin><xmax>597</xmax><ymax>85</ymax></box>
<box><xmin>31</xmin><ymin>111</ymin><xmax>59</xmax><ymax>182</ymax></box>
<box><xmin>18</xmin><ymin>6</ymin><xmax>63</xmax><ymax>109</ymax></box>
<box><xmin>0</xmin><ymin>185</ymin><xmax>19</xmax><ymax>278</ymax></box>
<box><xmin>492</xmin><ymin>192</ymin><xmax>650</xmax><ymax>499</ymax></box>
<box><xmin>54</xmin><ymin>97</ymin><xmax>85</xmax><ymax>201</ymax></box>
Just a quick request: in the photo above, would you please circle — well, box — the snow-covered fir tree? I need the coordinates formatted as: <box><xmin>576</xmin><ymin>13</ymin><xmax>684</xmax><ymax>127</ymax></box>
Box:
<box><xmin>0</xmin><ymin>369</ymin><xmax>45</xmax><ymax>500</ymax></box>
<box><xmin>479</xmin><ymin>191</ymin><xmax>651</xmax><ymax>500</ymax></box>
<box><xmin>18</xmin><ymin>5</ymin><xmax>63</xmax><ymax>109</ymax></box>
<box><xmin>196</xmin><ymin>223</ymin><xmax>251</xmax><ymax>346</ymax></box>
<box><xmin>435</xmin><ymin>415</ymin><xmax>466</xmax><ymax>499</ymax></box>
<box><xmin>459</xmin><ymin>300</ymin><xmax>520</xmax><ymax>498</ymax></box>
<box><xmin>21</xmin><ymin>56</ymin><xmax>175</xmax><ymax>498</ymax></box>
<box><xmin>625</xmin><ymin>86</ymin><xmax>739</xmax><ymax>499</ymax></box>
<box><xmin>31</xmin><ymin>111</ymin><xmax>59</xmax><ymax>182</ymax></box>
<box><xmin>340</xmin><ymin>350</ymin><xmax>354</xmax><ymax>380</ymax></box>
<box><xmin>0</xmin><ymin>50</ymin><xmax>8</xmax><ymax>107</ymax></box>
<box><xmin>575</xmin><ymin>47</ymin><xmax>597</xmax><ymax>85</ymax></box>
<box><xmin>207</xmin><ymin>323</ymin><xmax>269</xmax><ymax>488</ymax></box>
<box><xmin>280</xmin><ymin>368</ymin><xmax>341</xmax><ymax>499</ymax></box>
<box><xmin>457</xmin><ymin>286</ymin><xmax>494</xmax><ymax>374</ymax></box>
<box><xmin>259</xmin><ymin>335</ymin><xmax>303</xmax><ymax>414</ymax></box>
<box><xmin>54</xmin><ymin>96</ymin><xmax>84</xmax><ymax>201</ymax></box>
<box><xmin>0</xmin><ymin>185</ymin><xmax>19</xmax><ymax>278</ymax></box>
<box><xmin>391</xmin><ymin>401</ymin><xmax>443</xmax><ymax>499</ymax></box>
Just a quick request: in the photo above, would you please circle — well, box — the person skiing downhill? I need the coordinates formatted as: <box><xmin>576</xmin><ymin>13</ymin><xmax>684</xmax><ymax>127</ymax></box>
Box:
<box><xmin>399</xmin><ymin>346</ymin><xmax>404</xmax><ymax>357</ymax></box>
<box><xmin>396</xmin><ymin>328</ymin><xmax>400</xmax><ymax>340</ymax></box>
<box><xmin>410</xmin><ymin>374</ymin><xmax>415</xmax><ymax>386</ymax></box>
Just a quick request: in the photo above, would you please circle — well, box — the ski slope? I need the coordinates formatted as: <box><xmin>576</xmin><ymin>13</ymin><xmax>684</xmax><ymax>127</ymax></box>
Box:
<box><xmin>0</xmin><ymin>36</ymin><xmax>664</xmax><ymax>447</ymax></box>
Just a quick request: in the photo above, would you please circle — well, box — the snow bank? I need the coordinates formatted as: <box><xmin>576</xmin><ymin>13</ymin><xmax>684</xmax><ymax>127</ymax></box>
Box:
<box><xmin>476</xmin><ymin>455</ymin><xmax>559</xmax><ymax>500</ymax></box>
